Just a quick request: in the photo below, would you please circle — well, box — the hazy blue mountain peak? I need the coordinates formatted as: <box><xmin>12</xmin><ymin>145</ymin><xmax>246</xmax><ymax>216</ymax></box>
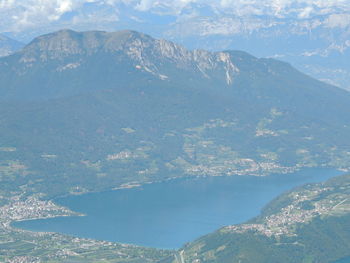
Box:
<box><xmin>0</xmin><ymin>34</ymin><xmax>24</xmax><ymax>57</ymax></box>
<box><xmin>4</xmin><ymin>29</ymin><xmax>347</xmax><ymax>104</ymax></box>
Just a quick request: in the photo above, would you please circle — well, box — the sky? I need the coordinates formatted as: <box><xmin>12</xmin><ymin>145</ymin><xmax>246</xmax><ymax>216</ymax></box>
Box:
<box><xmin>1</xmin><ymin>0</ymin><xmax>350</xmax><ymax>34</ymax></box>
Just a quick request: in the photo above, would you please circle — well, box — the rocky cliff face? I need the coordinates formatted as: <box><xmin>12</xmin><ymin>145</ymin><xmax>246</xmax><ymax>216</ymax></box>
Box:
<box><xmin>17</xmin><ymin>29</ymin><xmax>239</xmax><ymax>86</ymax></box>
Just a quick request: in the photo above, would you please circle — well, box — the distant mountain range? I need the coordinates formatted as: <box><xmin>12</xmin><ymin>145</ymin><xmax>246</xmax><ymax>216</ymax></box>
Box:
<box><xmin>0</xmin><ymin>34</ymin><xmax>24</xmax><ymax>57</ymax></box>
<box><xmin>164</xmin><ymin>14</ymin><xmax>350</xmax><ymax>91</ymax></box>
<box><xmin>3</xmin><ymin>2</ymin><xmax>349</xmax><ymax>90</ymax></box>
<box><xmin>0</xmin><ymin>29</ymin><xmax>350</xmax><ymax>200</ymax></box>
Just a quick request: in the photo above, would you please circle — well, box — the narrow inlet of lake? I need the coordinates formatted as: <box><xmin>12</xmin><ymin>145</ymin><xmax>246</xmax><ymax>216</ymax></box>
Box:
<box><xmin>13</xmin><ymin>168</ymin><xmax>342</xmax><ymax>249</ymax></box>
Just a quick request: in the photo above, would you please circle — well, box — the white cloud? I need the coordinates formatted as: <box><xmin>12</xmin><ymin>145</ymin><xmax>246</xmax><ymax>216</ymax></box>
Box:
<box><xmin>0</xmin><ymin>0</ymin><xmax>349</xmax><ymax>34</ymax></box>
<box><xmin>298</xmin><ymin>6</ymin><xmax>314</xmax><ymax>19</ymax></box>
<box><xmin>134</xmin><ymin>0</ymin><xmax>198</xmax><ymax>14</ymax></box>
<box><xmin>325</xmin><ymin>13</ymin><xmax>350</xmax><ymax>28</ymax></box>
<box><xmin>216</xmin><ymin>0</ymin><xmax>350</xmax><ymax>18</ymax></box>
<box><xmin>0</xmin><ymin>0</ymin><xmax>122</xmax><ymax>32</ymax></box>
<box><xmin>135</xmin><ymin>0</ymin><xmax>154</xmax><ymax>11</ymax></box>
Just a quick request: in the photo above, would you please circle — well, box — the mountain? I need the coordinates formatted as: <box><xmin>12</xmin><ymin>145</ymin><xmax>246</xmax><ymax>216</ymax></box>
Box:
<box><xmin>0</xmin><ymin>29</ymin><xmax>239</xmax><ymax>101</ymax></box>
<box><xmin>170</xmin><ymin>173</ymin><xmax>350</xmax><ymax>263</ymax></box>
<box><xmin>0</xmin><ymin>34</ymin><xmax>24</xmax><ymax>57</ymax></box>
<box><xmin>1</xmin><ymin>29</ymin><xmax>350</xmax><ymax>201</ymax></box>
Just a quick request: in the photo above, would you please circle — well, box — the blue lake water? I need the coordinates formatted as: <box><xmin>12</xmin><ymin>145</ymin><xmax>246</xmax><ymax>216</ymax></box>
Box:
<box><xmin>13</xmin><ymin>168</ymin><xmax>342</xmax><ymax>249</ymax></box>
<box><xmin>333</xmin><ymin>257</ymin><xmax>350</xmax><ymax>263</ymax></box>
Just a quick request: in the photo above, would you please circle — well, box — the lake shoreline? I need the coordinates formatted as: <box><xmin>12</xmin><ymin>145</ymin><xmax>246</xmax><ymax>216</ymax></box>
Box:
<box><xmin>12</xmin><ymin>167</ymin><xmax>345</xmax><ymax>249</ymax></box>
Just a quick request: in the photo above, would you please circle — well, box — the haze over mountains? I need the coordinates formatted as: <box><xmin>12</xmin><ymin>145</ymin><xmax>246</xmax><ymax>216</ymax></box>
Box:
<box><xmin>1</xmin><ymin>27</ymin><xmax>350</xmax><ymax>262</ymax></box>
<box><xmin>0</xmin><ymin>34</ymin><xmax>24</xmax><ymax>57</ymax></box>
<box><xmin>2</xmin><ymin>1</ymin><xmax>349</xmax><ymax>90</ymax></box>
<box><xmin>1</xmin><ymin>2</ymin><xmax>350</xmax><ymax>262</ymax></box>
<box><xmin>166</xmin><ymin>14</ymin><xmax>350</xmax><ymax>90</ymax></box>
<box><xmin>1</xmin><ymin>29</ymin><xmax>350</xmax><ymax>200</ymax></box>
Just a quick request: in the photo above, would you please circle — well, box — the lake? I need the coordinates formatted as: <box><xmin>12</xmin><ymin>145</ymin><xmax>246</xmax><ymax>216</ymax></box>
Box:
<box><xmin>13</xmin><ymin>168</ymin><xmax>342</xmax><ymax>249</ymax></box>
<box><xmin>333</xmin><ymin>257</ymin><xmax>350</xmax><ymax>263</ymax></box>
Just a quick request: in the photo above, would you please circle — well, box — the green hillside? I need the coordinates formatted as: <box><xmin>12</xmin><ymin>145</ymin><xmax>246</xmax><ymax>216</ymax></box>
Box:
<box><xmin>169</xmin><ymin>174</ymin><xmax>350</xmax><ymax>263</ymax></box>
<box><xmin>1</xmin><ymin>30</ymin><xmax>350</xmax><ymax>200</ymax></box>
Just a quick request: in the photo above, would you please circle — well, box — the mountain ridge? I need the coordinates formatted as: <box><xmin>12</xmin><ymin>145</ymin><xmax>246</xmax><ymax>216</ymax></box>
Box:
<box><xmin>2</xmin><ymin>29</ymin><xmax>348</xmax><ymax>103</ymax></box>
<box><xmin>1</xmin><ymin>29</ymin><xmax>248</xmax><ymax>101</ymax></box>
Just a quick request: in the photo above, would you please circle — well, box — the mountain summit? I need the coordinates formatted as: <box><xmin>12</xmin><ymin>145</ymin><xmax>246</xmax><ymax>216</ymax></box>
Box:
<box><xmin>22</xmin><ymin>29</ymin><xmax>153</xmax><ymax>57</ymax></box>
